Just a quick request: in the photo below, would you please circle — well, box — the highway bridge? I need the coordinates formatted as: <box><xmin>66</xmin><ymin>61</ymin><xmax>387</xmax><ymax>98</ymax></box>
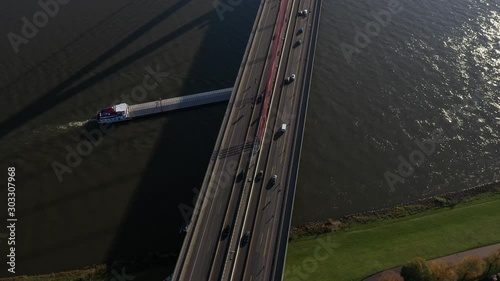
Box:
<box><xmin>173</xmin><ymin>0</ymin><xmax>321</xmax><ymax>279</ymax></box>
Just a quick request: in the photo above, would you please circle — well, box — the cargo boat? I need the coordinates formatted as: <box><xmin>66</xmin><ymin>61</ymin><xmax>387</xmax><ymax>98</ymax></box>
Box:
<box><xmin>95</xmin><ymin>103</ymin><xmax>130</xmax><ymax>123</ymax></box>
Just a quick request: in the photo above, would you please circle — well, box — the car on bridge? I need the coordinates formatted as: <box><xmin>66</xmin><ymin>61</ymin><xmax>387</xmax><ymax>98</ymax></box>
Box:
<box><xmin>255</xmin><ymin>170</ymin><xmax>264</xmax><ymax>182</ymax></box>
<box><xmin>286</xmin><ymin>74</ymin><xmax>296</xmax><ymax>84</ymax></box>
<box><xmin>298</xmin><ymin>9</ymin><xmax>308</xmax><ymax>17</ymax></box>
<box><xmin>280</xmin><ymin>123</ymin><xmax>287</xmax><ymax>133</ymax></box>
<box><xmin>242</xmin><ymin>231</ymin><xmax>250</xmax><ymax>245</ymax></box>
<box><xmin>297</xmin><ymin>27</ymin><xmax>305</xmax><ymax>35</ymax></box>
<box><xmin>270</xmin><ymin>175</ymin><xmax>278</xmax><ymax>186</ymax></box>
<box><xmin>180</xmin><ymin>222</ymin><xmax>190</xmax><ymax>234</ymax></box>
<box><xmin>256</xmin><ymin>93</ymin><xmax>264</xmax><ymax>103</ymax></box>
<box><xmin>221</xmin><ymin>225</ymin><xmax>231</xmax><ymax>239</ymax></box>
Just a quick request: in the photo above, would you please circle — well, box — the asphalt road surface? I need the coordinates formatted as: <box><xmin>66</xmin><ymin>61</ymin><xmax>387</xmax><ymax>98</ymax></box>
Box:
<box><xmin>172</xmin><ymin>0</ymin><xmax>321</xmax><ymax>279</ymax></box>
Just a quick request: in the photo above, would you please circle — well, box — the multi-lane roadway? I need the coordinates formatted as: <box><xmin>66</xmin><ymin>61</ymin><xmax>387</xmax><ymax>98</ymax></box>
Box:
<box><xmin>172</xmin><ymin>0</ymin><xmax>321</xmax><ymax>278</ymax></box>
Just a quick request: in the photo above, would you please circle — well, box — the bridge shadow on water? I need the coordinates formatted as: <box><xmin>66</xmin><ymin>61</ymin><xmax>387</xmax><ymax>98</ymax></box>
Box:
<box><xmin>102</xmin><ymin>0</ymin><xmax>262</xmax><ymax>277</ymax></box>
<box><xmin>0</xmin><ymin>0</ymin><xmax>193</xmax><ymax>139</ymax></box>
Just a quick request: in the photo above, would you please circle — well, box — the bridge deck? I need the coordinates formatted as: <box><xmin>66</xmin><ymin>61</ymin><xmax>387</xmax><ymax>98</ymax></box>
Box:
<box><xmin>172</xmin><ymin>0</ymin><xmax>322</xmax><ymax>278</ymax></box>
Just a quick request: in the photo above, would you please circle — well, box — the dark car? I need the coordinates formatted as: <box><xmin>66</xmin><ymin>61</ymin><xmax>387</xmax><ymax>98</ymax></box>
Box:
<box><xmin>270</xmin><ymin>175</ymin><xmax>278</xmax><ymax>186</ymax></box>
<box><xmin>242</xmin><ymin>231</ymin><xmax>250</xmax><ymax>244</ymax></box>
<box><xmin>297</xmin><ymin>27</ymin><xmax>304</xmax><ymax>35</ymax></box>
<box><xmin>256</xmin><ymin>93</ymin><xmax>263</xmax><ymax>103</ymax></box>
<box><xmin>180</xmin><ymin>222</ymin><xmax>190</xmax><ymax>234</ymax></box>
<box><xmin>255</xmin><ymin>170</ymin><xmax>264</xmax><ymax>182</ymax></box>
<box><xmin>221</xmin><ymin>225</ymin><xmax>231</xmax><ymax>239</ymax></box>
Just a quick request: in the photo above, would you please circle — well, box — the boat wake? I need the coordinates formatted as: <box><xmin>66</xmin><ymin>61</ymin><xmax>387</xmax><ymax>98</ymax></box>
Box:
<box><xmin>13</xmin><ymin>119</ymin><xmax>95</xmax><ymax>146</ymax></box>
<box><xmin>56</xmin><ymin>120</ymin><xmax>91</xmax><ymax>130</ymax></box>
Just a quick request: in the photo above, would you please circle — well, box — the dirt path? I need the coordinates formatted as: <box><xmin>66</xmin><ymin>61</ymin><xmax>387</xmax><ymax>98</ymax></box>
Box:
<box><xmin>363</xmin><ymin>243</ymin><xmax>500</xmax><ymax>281</ymax></box>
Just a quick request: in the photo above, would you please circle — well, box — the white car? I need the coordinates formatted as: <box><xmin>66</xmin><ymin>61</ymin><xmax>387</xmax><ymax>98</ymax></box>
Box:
<box><xmin>280</xmin><ymin>123</ymin><xmax>287</xmax><ymax>133</ymax></box>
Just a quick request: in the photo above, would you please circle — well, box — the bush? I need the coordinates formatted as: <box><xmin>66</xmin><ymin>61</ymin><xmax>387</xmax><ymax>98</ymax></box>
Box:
<box><xmin>484</xmin><ymin>247</ymin><xmax>500</xmax><ymax>276</ymax></box>
<box><xmin>457</xmin><ymin>256</ymin><xmax>484</xmax><ymax>281</ymax></box>
<box><xmin>428</xmin><ymin>260</ymin><xmax>457</xmax><ymax>281</ymax></box>
<box><xmin>400</xmin><ymin>257</ymin><xmax>433</xmax><ymax>281</ymax></box>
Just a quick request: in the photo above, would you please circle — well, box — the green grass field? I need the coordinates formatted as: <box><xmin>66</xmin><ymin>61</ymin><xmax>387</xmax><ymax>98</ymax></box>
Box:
<box><xmin>285</xmin><ymin>193</ymin><xmax>500</xmax><ymax>281</ymax></box>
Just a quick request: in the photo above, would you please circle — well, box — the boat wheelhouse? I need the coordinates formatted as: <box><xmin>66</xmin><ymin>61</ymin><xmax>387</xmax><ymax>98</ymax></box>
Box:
<box><xmin>96</xmin><ymin>103</ymin><xmax>130</xmax><ymax>123</ymax></box>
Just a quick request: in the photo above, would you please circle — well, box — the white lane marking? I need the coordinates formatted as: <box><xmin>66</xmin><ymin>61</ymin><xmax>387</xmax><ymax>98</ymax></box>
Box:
<box><xmin>219</xmin><ymin>3</ymin><xmax>280</xmax><ymax>278</ymax></box>
<box><xmin>229</xmin><ymin>0</ymin><xmax>300</xmax><ymax>279</ymax></box>
<box><xmin>188</xmin><ymin>2</ymin><xmax>274</xmax><ymax>279</ymax></box>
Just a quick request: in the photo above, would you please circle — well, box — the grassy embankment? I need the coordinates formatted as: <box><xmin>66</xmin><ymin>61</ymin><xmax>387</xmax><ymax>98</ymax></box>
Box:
<box><xmin>285</xmin><ymin>192</ymin><xmax>500</xmax><ymax>281</ymax></box>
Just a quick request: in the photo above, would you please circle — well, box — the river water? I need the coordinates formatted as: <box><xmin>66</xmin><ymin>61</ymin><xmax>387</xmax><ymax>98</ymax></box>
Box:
<box><xmin>293</xmin><ymin>0</ymin><xmax>500</xmax><ymax>224</ymax></box>
<box><xmin>0</xmin><ymin>0</ymin><xmax>498</xmax><ymax>276</ymax></box>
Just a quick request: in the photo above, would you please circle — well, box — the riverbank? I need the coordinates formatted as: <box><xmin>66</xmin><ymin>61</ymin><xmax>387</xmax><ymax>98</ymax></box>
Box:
<box><xmin>0</xmin><ymin>253</ymin><xmax>175</xmax><ymax>281</ymax></box>
<box><xmin>364</xmin><ymin>243</ymin><xmax>500</xmax><ymax>281</ymax></box>
<box><xmin>285</xmin><ymin>185</ymin><xmax>500</xmax><ymax>281</ymax></box>
<box><xmin>290</xmin><ymin>182</ymin><xmax>500</xmax><ymax>240</ymax></box>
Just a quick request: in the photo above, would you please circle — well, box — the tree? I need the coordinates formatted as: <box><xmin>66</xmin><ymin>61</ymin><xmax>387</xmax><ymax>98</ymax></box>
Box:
<box><xmin>457</xmin><ymin>256</ymin><xmax>484</xmax><ymax>281</ymax></box>
<box><xmin>377</xmin><ymin>270</ymin><xmax>403</xmax><ymax>281</ymax></box>
<box><xmin>484</xmin><ymin>247</ymin><xmax>500</xmax><ymax>276</ymax></box>
<box><xmin>400</xmin><ymin>257</ymin><xmax>433</xmax><ymax>281</ymax></box>
<box><xmin>428</xmin><ymin>260</ymin><xmax>457</xmax><ymax>281</ymax></box>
